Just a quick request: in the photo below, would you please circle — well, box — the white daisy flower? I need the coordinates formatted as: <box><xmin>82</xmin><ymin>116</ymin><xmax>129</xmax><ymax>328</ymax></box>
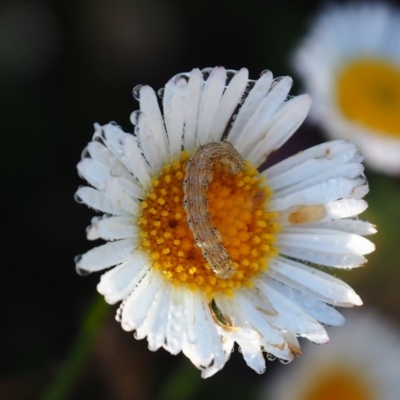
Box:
<box><xmin>75</xmin><ymin>66</ymin><xmax>375</xmax><ymax>378</ymax></box>
<box><xmin>292</xmin><ymin>3</ymin><xmax>400</xmax><ymax>176</ymax></box>
<box><xmin>261</xmin><ymin>310</ymin><xmax>400</xmax><ymax>400</ymax></box>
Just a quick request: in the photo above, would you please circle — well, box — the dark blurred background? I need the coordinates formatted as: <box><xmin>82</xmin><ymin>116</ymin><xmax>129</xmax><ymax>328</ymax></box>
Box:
<box><xmin>2</xmin><ymin>0</ymin><xmax>399</xmax><ymax>399</ymax></box>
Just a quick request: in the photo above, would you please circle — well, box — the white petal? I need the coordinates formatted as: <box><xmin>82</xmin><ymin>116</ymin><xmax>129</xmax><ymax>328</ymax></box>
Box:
<box><xmin>264</xmin><ymin>141</ymin><xmax>360</xmax><ymax>191</ymax></box>
<box><xmin>258</xmin><ymin>280</ymin><xmax>328</xmax><ymax>341</ymax></box>
<box><xmin>134</xmin><ymin>112</ymin><xmax>161</xmax><ymax>173</ymax></box>
<box><xmin>164</xmin><ymin>285</ymin><xmax>185</xmax><ymax>354</ymax></box>
<box><xmin>267</xmin><ymin>278</ymin><xmax>346</xmax><ymax>326</ymax></box>
<box><xmin>99</xmin><ymin>123</ymin><xmax>151</xmax><ymax>189</ymax></box>
<box><xmin>324</xmin><ymin>199</ymin><xmax>368</xmax><ymax>219</ymax></box>
<box><xmin>303</xmin><ymin>328</ymin><xmax>330</xmax><ymax>344</ymax></box>
<box><xmin>262</xmin><ymin>342</ymin><xmax>294</xmax><ymax>362</ymax></box>
<box><xmin>272</xmin><ymin>163</ymin><xmax>365</xmax><ymax>197</ymax></box>
<box><xmin>228</xmin><ymin>70</ymin><xmax>273</xmax><ymax>144</ymax></box>
<box><xmin>275</xmin><ymin>199</ymin><xmax>369</xmax><ymax>226</ymax></box>
<box><xmin>264</xmin><ymin>140</ymin><xmax>357</xmax><ymax>180</ymax></box>
<box><xmin>116</xmin><ymin>176</ymin><xmax>143</xmax><ymax>199</ymax></box>
<box><xmin>138</xmin><ymin>85</ymin><xmax>169</xmax><ymax>163</ymax></box>
<box><xmin>213</xmin><ymin>294</ymin><xmax>261</xmax><ymax>341</ymax></box>
<box><xmin>86</xmin><ymin>140</ymin><xmax>115</xmax><ymax>166</ymax></box>
<box><xmin>300</xmin><ymin>219</ymin><xmax>377</xmax><ymax>235</ymax></box>
<box><xmin>200</xmin><ymin>337</ymin><xmax>233</xmax><ymax>378</ymax></box>
<box><xmin>278</xmin><ymin>227</ymin><xmax>375</xmax><ymax>255</ymax></box>
<box><xmin>77</xmin><ymin>159</ymin><xmax>112</xmax><ymax>191</ymax></box>
<box><xmin>86</xmin><ymin>139</ymin><xmax>133</xmax><ymax>182</ymax></box>
<box><xmin>182</xmin><ymin>290</ymin><xmax>197</xmax><ymax>346</ymax></box>
<box><xmin>188</xmin><ymin>294</ymin><xmax>224</xmax><ymax>369</ymax></box>
<box><xmin>246</xmin><ymin>94</ymin><xmax>312</xmax><ymax>165</ymax></box>
<box><xmin>238</xmin><ymin>340</ymin><xmax>266</xmax><ymax>374</ymax></box>
<box><xmin>121</xmin><ymin>271</ymin><xmax>163</xmax><ymax>331</ymax></box>
<box><xmin>147</xmin><ymin>282</ymin><xmax>172</xmax><ymax>351</ymax></box>
<box><xmin>97</xmin><ymin>253</ymin><xmax>150</xmax><ymax>304</ymax></box>
<box><xmin>202</xmin><ymin>304</ymin><xmax>227</xmax><ymax>372</ymax></box>
<box><xmin>281</xmin><ymin>332</ymin><xmax>301</xmax><ymax>357</ymax></box>
<box><xmin>76</xmin><ymin>238</ymin><xmax>138</xmax><ymax>273</ymax></box>
<box><xmin>189</xmin><ymin>296</ymin><xmax>216</xmax><ymax>367</ymax></box>
<box><xmin>268</xmin><ymin>177</ymin><xmax>368</xmax><ymax>211</ymax></box>
<box><xmin>235</xmin><ymin>76</ymin><xmax>293</xmax><ymax>155</ymax></box>
<box><xmin>268</xmin><ymin>256</ymin><xmax>362</xmax><ymax>306</ymax></box>
<box><xmin>279</xmin><ymin>245</ymin><xmax>367</xmax><ymax>268</ymax></box>
<box><xmin>234</xmin><ymin>292</ymin><xmax>284</xmax><ymax>347</ymax></box>
<box><xmin>104</xmin><ymin>179</ymin><xmax>141</xmax><ymax>216</ymax></box>
<box><xmin>182</xmin><ymin>68</ymin><xmax>203</xmax><ymax>150</ymax></box>
<box><xmin>163</xmin><ymin>75</ymin><xmax>188</xmax><ymax>159</ymax></box>
<box><xmin>75</xmin><ymin>186</ymin><xmax>129</xmax><ymax>216</ymax></box>
<box><xmin>208</xmin><ymin>68</ymin><xmax>249</xmax><ymax>142</ymax></box>
<box><xmin>183</xmin><ymin>294</ymin><xmax>227</xmax><ymax>375</ymax></box>
<box><xmin>135</xmin><ymin>279</ymin><xmax>170</xmax><ymax>341</ymax></box>
<box><xmin>196</xmin><ymin>67</ymin><xmax>227</xmax><ymax>145</ymax></box>
<box><xmin>86</xmin><ymin>216</ymin><xmax>139</xmax><ymax>241</ymax></box>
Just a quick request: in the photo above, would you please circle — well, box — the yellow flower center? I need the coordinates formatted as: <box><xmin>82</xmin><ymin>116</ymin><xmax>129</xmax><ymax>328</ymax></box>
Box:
<box><xmin>336</xmin><ymin>58</ymin><xmax>400</xmax><ymax>137</ymax></box>
<box><xmin>301</xmin><ymin>368</ymin><xmax>375</xmax><ymax>400</ymax></box>
<box><xmin>138</xmin><ymin>151</ymin><xmax>278</xmax><ymax>298</ymax></box>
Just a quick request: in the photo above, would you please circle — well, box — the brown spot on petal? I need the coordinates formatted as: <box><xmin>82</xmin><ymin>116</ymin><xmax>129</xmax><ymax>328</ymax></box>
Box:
<box><xmin>288</xmin><ymin>205</ymin><xmax>327</xmax><ymax>224</ymax></box>
<box><xmin>288</xmin><ymin>343</ymin><xmax>302</xmax><ymax>357</ymax></box>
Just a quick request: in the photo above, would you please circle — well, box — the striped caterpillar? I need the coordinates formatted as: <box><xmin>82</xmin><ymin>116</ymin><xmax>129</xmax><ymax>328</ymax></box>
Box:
<box><xmin>183</xmin><ymin>141</ymin><xmax>244</xmax><ymax>279</ymax></box>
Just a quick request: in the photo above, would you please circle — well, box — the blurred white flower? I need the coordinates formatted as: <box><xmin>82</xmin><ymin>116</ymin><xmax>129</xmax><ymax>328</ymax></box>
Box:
<box><xmin>293</xmin><ymin>3</ymin><xmax>400</xmax><ymax>176</ymax></box>
<box><xmin>76</xmin><ymin>67</ymin><xmax>375</xmax><ymax>377</ymax></box>
<box><xmin>261</xmin><ymin>310</ymin><xmax>400</xmax><ymax>400</ymax></box>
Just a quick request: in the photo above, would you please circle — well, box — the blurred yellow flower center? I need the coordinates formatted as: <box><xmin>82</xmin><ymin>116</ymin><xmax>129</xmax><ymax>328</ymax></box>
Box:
<box><xmin>337</xmin><ymin>58</ymin><xmax>400</xmax><ymax>136</ymax></box>
<box><xmin>302</xmin><ymin>368</ymin><xmax>374</xmax><ymax>400</ymax></box>
<box><xmin>139</xmin><ymin>151</ymin><xmax>278</xmax><ymax>298</ymax></box>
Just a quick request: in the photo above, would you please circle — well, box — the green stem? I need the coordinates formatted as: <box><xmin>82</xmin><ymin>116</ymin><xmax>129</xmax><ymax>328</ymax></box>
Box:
<box><xmin>40</xmin><ymin>295</ymin><xmax>110</xmax><ymax>400</ymax></box>
<box><xmin>157</xmin><ymin>358</ymin><xmax>201</xmax><ymax>400</ymax></box>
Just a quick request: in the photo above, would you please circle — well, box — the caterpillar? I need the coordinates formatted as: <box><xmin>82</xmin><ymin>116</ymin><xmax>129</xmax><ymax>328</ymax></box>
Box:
<box><xmin>183</xmin><ymin>141</ymin><xmax>244</xmax><ymax>279</ymax></box>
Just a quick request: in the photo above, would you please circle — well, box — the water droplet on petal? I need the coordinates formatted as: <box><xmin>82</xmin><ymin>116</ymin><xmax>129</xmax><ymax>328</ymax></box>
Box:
<box><xmin>246</xmin><ymin>79</ymin><xmax>256</xmax><ymax>90</ymax></box>
<box><xmin>172</xmin><ymin>73</ymin><xmax>190</xmax><ymax>83</ymax></box>
<box><xmin>74</xmin><ymin>192</ymin><xmax>84</xmax><ymax>204</ymax></box>
<box><xmin>81</xmin><ymin>146</ymin><xmax>90</xmax><ymax>160</ymax></box>
<box><xmin>93</xmin><ymin>133</ymin><xmax>104</xmax><ymax>144</ymax></box>
<box><xmin>258</xmin><ymin>366</ymin><xmax>266</xmax><ymax>374</ymax></box>
<box><xmin>266</xmin><ymin>353</ymin><xmax>276</xmax><ymax>361</ymax></box>
<box><xmin>260</xmin><ymin>69</ymin><xmax>271</xmax><ymax>76</ymax></box>
<box><xmin>130</xmin><ymin>110</ymin><xmax>141</xmax><ymax>126</ymax></box>
<box><xmin>148</xmin><ymin>343</ymin><xmax>157</xmax><ymax>351</ymax></box>
<box><xmin>132</xmin><ymin>84</ymin><xmax>142</xmax><ymax>100</ymax></box>
<box><xmin>122</xmin><ymin>321</ymin><xmax>132</xmax><ymax>331</ymax></box>
<box><xmin>201</xmin><ymin>67</ymin><xmax>213</xmax><ymax>80</ymax></box>
<box><xmin>116</xmin><ymin>303</ymin><xmax>125</xmax><ymax>323</ymax></box>
<box><xmin>75</xmin><ymin>265</ymin><xmax>92</xmax><ymax>276</ymax></box>
<box><xmin>270</xmin><ymin>76</ymin><xmax>283</xmax><ymax>90</ymax></box>
<box><xmin>226</xmin><ymin>69</ymin><xmax>237</xmax><ymax>85</ymax></box>
<box><xmin>133</xmin><ymin>331</ymin><xmax>140</xmax><ymax>339</ymax></box>
<box><xmin>157</xmin><ymin>87</ymin><xmax>165</xmax><ymax>99</ymax></box>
